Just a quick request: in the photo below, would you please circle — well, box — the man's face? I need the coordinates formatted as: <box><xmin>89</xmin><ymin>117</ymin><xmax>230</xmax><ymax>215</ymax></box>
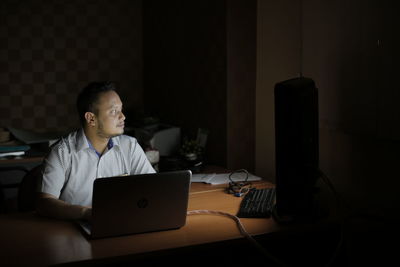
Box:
<box><xmin>93</xmin><ymin>90</ymin><xmax>125</xmax><ymax>138</ymax></box>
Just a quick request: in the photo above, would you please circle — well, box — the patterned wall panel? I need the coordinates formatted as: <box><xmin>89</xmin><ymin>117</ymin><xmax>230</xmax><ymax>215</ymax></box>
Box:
<box><xmin>0</xmin><ymin>0</ymin><xmax>143</xmax><ymax>132</ymax></box>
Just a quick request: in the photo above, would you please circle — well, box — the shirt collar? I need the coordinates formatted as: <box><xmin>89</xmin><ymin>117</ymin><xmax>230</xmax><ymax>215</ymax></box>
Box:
<box><xmin>76</xmin><ymin>128</ymin><xmax>88</xmax><ymax>152</ymax></box>
<box><xmin>76</xmin><ymin>128</ymin><xmax>116</xmax><ymax>156</ymax></box>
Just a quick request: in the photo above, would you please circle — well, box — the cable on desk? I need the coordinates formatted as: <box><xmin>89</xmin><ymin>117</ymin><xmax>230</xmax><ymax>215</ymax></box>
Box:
<box><xmin>318</xmin><ymin>169</ymin><xmax>346</xmax><ymax>267</ymax></box>
<box><xmin>320</xmin><ymin>170</ymin><xmax>398</xmax><ymax>266</ymax></box>
<box><xmin>227</xmin><ymin>169</ymin><xmax>253</xmax><ymax>197</ymax></box>
<box><xmin>187</xmin><ymin>209</ymin><xmax>287</xmax><ymax>267</ymax></box>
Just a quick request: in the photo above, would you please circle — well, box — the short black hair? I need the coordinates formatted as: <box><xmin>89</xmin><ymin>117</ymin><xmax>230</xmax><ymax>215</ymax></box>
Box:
<box><xmin>76</xmin><ymin>81</ymin><xmax>116</xmax><ymax>126</ymax></box>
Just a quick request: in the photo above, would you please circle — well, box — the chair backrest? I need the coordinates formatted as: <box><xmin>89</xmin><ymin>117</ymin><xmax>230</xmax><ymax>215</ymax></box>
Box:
<box><xmin>18</xmin><ymin>164</ymin><xmax>43</xmax><ymax>212</ymax></box>
<box><xmin>0</xmin><ymin>166</ymin><xmax>29</xmax><ymax>213</ymax></box>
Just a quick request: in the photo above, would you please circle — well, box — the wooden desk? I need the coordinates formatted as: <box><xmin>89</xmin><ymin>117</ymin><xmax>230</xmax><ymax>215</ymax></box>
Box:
<box><xmin>0</xmin><ymin>156</ymin><xmax>44</xmax><ymax>166</ymax></box>
<box><xmin>0</xmin><ymin>143</ymin><xmax>46</xmax><ymax>166</ymax></box>
<box><xmin>0</xmin><ymin>181</ymin><xmax>281</xmax><ymax>266</ymax></box>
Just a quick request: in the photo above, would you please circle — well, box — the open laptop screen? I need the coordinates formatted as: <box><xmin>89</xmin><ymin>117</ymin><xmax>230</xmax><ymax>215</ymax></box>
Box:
<box><xmin>79</xmin><ymin>170</ymin><xmax>191</xmax><ymax>239</ymax></box>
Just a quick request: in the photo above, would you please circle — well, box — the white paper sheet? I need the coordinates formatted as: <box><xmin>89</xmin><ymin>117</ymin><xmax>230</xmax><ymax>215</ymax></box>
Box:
<box><xmin>191</xmin><ymin>172</ymin><xmax>261</xmax><ymax>185</ymax></box>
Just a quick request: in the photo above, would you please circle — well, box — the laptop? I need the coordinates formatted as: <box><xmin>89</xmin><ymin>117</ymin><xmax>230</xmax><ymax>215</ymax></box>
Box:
<box><xmin>78</xmin><ymin>170</ymin><xmax>192</xmax><ymax>239</ymax></box>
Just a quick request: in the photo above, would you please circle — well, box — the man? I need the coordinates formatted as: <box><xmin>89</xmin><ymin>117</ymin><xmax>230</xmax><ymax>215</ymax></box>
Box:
<box><xmin>36</xmin><ymin>82</ymin><xmax>155</xmax><ymax>221</ymax></box>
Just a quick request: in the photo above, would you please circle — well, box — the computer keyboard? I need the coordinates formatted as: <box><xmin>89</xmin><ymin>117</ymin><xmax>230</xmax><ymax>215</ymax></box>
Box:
<box><xmin>237</xmin><ymin>187</ymin><xmax>276</xmax><ymax>218</ymax></box>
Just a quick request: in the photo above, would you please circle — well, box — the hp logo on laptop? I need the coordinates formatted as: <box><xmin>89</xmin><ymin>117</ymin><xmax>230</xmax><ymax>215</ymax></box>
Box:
<box><xmin>137</xmin><ymin>198</ymin><xmax>148</xmax><ymax>208</ymax></box>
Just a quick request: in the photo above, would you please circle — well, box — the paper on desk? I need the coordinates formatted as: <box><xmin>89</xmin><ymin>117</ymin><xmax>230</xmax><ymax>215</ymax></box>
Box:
<box><xmin>191</xmin><ymin>173</ymin><xmax>261</xmax><ymax>185</ymax></box>
<box><xmin>0</xmin><ymin>151</ymin><xmax>25</xmax><ymax>157</ymax></box>
<box><xmin>191</xmin><ymin>173</ymin><xmax>216</xmax><ymax>183</ymax></box>
<box><xmin>7</xmin><ymin>127</ymin><xmax>64</xmax><ymax>144</ymax></box>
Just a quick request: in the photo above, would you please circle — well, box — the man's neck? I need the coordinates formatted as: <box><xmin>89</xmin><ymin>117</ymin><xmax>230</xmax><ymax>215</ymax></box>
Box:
<box><xmin>83</xmin><ymin>127</ymin><xmax>109</xmax><ymax>155</ymax></box>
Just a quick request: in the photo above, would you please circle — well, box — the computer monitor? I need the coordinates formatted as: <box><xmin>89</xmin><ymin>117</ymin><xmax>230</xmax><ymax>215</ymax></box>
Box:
<box><xmin>273</xmin><ymin>77</ymin><xmax>320</xmax><ymax>223</ymax></box>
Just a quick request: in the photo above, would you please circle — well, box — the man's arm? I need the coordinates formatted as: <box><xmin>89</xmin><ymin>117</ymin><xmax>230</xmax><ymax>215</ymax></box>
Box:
<box><xmin>36</xmin><ymin>193</ymin><xmax>92</xmax><ymax>221</ymax></box>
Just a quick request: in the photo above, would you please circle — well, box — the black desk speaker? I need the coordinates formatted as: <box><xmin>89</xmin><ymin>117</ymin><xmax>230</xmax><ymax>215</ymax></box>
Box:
<box><xmin>274</xmin><ymin>77</ymin><xmax>319</xmax><ymax>222</ymax></box>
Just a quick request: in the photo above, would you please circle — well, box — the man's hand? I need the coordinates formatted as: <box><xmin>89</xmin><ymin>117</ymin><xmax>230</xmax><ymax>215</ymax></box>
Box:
<box><xmin>36</xmin><ymin>192</ymin><xmax>92</xmax><ymax>221</ymax></box>
<box><xmin>81</xmin><ymin>206</ymin><xmax>92</xmax><ymax>222</ymax></box>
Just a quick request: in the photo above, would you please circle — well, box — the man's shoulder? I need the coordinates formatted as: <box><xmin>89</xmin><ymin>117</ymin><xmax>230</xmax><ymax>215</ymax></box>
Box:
<box><xmin>49</xmin><ymin>129</ymin><xmax>81</xmax><ymax>153</ymax></box>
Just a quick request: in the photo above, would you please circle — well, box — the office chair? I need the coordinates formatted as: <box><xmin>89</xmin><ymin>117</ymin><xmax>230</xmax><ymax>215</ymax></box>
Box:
<box><xmin>18</xmin><ymin>164</ymin><xmax>43</xmax><ymax>212</ymax></box>
<box><xmin>0</xmin><ymin>166</ymin><xmax>29</xmax><ymax>213</ymax></box>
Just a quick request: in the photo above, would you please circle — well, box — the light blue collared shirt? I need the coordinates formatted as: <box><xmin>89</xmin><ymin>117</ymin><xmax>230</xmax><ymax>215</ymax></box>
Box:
<box><xmin>40</xmin><ymin>129</ymin><xmax>155</xmax><ymax>206</ymax></box>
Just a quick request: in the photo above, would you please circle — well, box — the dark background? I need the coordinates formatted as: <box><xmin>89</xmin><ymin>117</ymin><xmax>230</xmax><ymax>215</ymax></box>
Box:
<box><xmin>0</xmin><ymin>0</ymin><xmax>256</xmax><ymax>170</ymax></box>
<box><xmin>1</xmin><ymin>0</ymin><xmax>399</xmax><ymax>264</ymax></box>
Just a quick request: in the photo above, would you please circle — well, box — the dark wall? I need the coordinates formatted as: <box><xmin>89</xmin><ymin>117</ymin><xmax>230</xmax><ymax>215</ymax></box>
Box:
<box><xmin>227</xmin><ymin>0</ymin><xmax>256</xmax><ymax>171</ymax></box>
<box><xmin>0</xmin><ymin>0</ymin><xmax>143</xmax><ymax>131</ymax></box>
<box><xmin>143</xmin><ymin>0</ymin><xmax>256</xmax><ymax>169</ymax></box>
<box><xmin>303</xmin><ymin>0</ymin><xmax>400</xmax><ymax>140</ymax></box>
<box><xmin>143</xmin><ymin>0</ymin><xmax>227</xmax><ymax>166</ymax></box>
<box><xmin>302</xmin><ymin>0</ymin><xmax>400</xmax><ymax>218</ymax></box>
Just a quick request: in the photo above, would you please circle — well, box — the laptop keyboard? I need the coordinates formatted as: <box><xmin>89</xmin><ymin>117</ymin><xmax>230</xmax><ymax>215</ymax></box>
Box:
<box><xmin>237</xmin><ymin>188</ymin><xmax>276</xmax><ymax>218</ymax></box>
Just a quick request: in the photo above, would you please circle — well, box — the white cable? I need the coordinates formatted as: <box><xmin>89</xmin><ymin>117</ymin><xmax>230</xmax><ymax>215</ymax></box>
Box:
<box><xmin>187</xmin><ymin>209</ymin><xmax>287</xmax><ymax>266</ymax></box>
